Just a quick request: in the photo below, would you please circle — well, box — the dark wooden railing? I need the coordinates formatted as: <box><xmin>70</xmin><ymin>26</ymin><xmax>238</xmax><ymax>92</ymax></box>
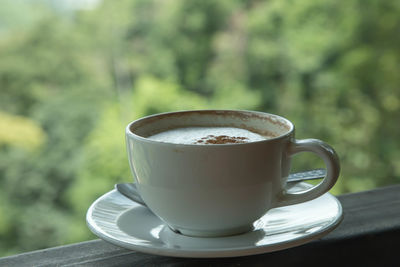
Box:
<box><xmin>1</xmin><ymin>184</ymin><xmax>400</xmax><ymax>266</ymax></box>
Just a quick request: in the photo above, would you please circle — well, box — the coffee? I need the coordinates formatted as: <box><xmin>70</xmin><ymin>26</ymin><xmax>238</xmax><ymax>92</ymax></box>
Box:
<box><xmin>147</xmin><ymin>127</ymin><xmax>268</xmax><ymax>144</ymax></box>
<box><xmin>126</xmin><ymin>110</ymin><xmax>340</xmax><ymax>237</ymax></box>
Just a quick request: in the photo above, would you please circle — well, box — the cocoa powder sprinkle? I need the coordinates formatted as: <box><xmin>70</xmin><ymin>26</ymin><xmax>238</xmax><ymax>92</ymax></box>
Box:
<box><xmin>194</xmin><ymin>135</ymin><xmax>249</xmax><ymax>144</ymax></box>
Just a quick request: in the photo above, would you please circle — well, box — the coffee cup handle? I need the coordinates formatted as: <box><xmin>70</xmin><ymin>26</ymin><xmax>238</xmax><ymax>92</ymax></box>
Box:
<box><xmin>276</xmin><ymin>139</ymin><xmax>340</xmax><ymax>207</ymax></box>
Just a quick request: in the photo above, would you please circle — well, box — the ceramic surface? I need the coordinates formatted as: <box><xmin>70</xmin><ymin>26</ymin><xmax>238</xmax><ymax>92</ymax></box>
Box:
<box><xmin>86</xmin><ymin>183</ymin><xmax>343</xmax><ymax>258</ymax></box>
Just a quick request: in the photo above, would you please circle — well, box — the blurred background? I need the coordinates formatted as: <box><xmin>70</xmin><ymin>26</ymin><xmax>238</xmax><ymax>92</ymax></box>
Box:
<box><xmin>0</xmin><ymin>0</ymin><xmax>399</xmax><ymax>256</ymax></box>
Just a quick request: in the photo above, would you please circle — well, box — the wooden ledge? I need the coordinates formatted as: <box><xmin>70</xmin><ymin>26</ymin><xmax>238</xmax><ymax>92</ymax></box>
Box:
<box><xmin>1</xmin><ymin>184</ymin><xmax>400</xmax><ymax>266</ymax></box>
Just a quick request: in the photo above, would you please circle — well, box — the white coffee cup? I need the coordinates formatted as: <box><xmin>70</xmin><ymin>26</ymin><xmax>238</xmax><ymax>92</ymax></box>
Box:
<box><xmin>126</xmin><ymin>110</ymin><xmax>340</xmax><ymax>237</ymax></box>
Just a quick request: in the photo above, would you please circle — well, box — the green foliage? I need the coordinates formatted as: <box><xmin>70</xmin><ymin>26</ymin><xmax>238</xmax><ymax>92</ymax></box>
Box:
<box><xmin>0</xmin><ymin>111</ymin><xmax>46</xmax><ymax>150</ymax></box>
<box><xmin>0</xmin><ymin>0</ymin><xmax>399</xmax><ymax>256</ymax></box>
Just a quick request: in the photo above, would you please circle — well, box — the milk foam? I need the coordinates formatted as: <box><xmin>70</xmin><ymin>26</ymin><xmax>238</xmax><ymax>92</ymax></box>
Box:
<box><xmin>147</xmin><ymin>127</ymin><xmax>267</xmax><ymax>144</ymax></box>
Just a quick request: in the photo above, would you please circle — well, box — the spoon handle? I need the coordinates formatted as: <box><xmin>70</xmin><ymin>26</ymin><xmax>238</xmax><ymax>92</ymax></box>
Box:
<box><xmin>115</xmin><ymin>169</ymin><xmax>327</xmax><ymax>207</ymax></box>
<box><xmin>287</xmin><ymin>168</ymin><xmax>326</xmax><ymax>182</ymax></box>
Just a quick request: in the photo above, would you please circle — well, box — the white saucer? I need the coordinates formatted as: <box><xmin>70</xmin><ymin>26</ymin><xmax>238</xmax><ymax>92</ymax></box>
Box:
<box><xmin>86</xmin><ymin>183</ymin><xmax>343</xmax><ymax>258</ymax></box>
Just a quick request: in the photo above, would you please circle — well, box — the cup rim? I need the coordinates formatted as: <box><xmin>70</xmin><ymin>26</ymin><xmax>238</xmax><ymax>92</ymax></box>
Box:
<box><xmin>126</xmin><ymin>109</ymin><xmax>294</xmax><ymax>146</ymax></box>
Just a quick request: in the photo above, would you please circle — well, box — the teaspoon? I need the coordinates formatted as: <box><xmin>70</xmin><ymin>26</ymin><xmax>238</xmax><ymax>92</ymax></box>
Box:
<box><xmin>115</xmin><ymin>169</ymin><xmax>326</xmax><ymax>207</ymax></box>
